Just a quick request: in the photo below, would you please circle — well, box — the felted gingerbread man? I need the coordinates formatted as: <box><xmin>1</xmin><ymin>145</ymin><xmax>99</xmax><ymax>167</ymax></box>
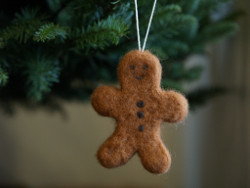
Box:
<box><xmin>91</xmin><ymin>50</ymin><xmax>188</xmax><ymax>174</ymax></box>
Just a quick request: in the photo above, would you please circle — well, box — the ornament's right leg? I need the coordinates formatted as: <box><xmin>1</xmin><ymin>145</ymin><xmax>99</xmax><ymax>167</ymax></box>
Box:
<box><xmin>138</xmin><ymin>139</ymin><xmax>171</xmax><ymax>174</ymax></box>
<box><xmin>97</xmin><ymin>129</ymin><xmax>137</xmax><ymax>168</ymax></box>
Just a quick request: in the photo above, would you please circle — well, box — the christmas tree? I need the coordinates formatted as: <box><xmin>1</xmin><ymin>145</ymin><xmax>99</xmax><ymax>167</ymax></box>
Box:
<box><xmin>0</xmin><ymin>0</ymin><xmax>240</xmax><ymax>112</ymax></box>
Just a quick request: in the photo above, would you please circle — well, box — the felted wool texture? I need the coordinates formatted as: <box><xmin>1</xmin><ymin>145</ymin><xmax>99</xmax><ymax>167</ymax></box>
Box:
<box><xmin>91</xmin><ymin>50</ymin><xmax>188</xmax><ymax>174</ymax></box>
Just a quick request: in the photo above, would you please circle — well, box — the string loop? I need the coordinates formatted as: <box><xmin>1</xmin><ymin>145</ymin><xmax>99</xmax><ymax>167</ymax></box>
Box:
<box><xmin>134</xmin><ymin>0</ymin><xmax>158</xmax><ymax>51</ymax></box>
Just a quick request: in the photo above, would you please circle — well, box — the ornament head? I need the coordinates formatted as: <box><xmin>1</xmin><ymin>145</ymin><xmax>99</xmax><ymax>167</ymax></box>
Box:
<box><xmin>118</xmin><ymin>50</ymin><xmax>162</xmax><ymax>91</ymax></box>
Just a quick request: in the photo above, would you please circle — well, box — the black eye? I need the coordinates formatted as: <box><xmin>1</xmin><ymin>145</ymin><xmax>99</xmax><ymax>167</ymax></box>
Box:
<box><xmin>143</xmin><ymin>64</ymin><xmax>148</xmax><ymax>69</ymax></box>
<box><xmin>130</xmin><ymin>65</ymin><xmax>135</xmax><ymax>70</ymax></box>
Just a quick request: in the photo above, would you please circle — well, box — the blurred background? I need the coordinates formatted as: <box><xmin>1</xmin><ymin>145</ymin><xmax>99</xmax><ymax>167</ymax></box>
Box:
<box><xmin>0</xmin><ymin>0</ymin><xmax>249</xmax><ymax>187</ymax></box>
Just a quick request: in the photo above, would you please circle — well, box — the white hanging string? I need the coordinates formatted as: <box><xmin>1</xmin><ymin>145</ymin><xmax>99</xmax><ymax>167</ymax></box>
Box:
<box><xmin>134</xmin><ymin>0</ymin><xmax>141</xmax><ymax>51</ymax></box>
<box><xmin>142</xmin><ymin>0</ymin><xmax>157</xmax><ymax>51</ymax></box>
<box><xmin>134</xmin><ymin>0</ymin><xmax>158</xmax><ymax>51</ymax></box>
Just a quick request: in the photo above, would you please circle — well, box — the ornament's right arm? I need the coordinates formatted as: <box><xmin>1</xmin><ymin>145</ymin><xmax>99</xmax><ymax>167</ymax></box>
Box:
<box><xmin>91</xmin><ymin>86</ymin><xmax>120</xmax><ymax>118</ymax></box>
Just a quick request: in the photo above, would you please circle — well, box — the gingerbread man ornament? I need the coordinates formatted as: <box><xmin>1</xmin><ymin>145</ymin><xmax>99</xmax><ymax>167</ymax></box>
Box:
<box><xmin>91</xmin><ymin>50</ymin><xmax>188</xmax><ymax>174</ymax></box>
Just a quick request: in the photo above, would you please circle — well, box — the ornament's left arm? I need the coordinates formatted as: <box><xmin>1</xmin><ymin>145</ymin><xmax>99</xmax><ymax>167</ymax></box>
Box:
<box><xmin>161</xmin><ymin>90</ymin><xmax>189</xmax><ymax>123</ymax></box>
<box><xmin>91</xmin><ymin>86</ymin><xmax>120</xmax><ymax>118</ymax></box>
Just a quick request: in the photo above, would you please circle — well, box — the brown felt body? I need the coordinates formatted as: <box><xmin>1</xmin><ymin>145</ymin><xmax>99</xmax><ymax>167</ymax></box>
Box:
<box><xmin>91</xmin><ymin>50</ymin><xmax>188</xmax><ymax>174</ymax></box>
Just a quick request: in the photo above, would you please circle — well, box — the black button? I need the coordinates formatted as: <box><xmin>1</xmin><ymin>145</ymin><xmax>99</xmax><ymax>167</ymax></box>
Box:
<box><xmin>138</xmin><ymin>125</ymin><xmax>144</xmax><ymax>132</ymax></box>
<box><xmin>137</xmin><ymin>101</ymin><xmax>144</xmax><ymax>108</ymax></box>
<box><xmin>137</xmin><ymin>111</ymin><xmax>144</xmax><ymax>118</ymax></box>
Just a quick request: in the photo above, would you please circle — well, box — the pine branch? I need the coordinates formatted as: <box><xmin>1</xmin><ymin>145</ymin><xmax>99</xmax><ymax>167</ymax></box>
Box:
<box><xmin>0</xmin><ymin>8</ymin><xmax>46</xmax><ymax>46</ymax></box>
<box><xmin>33</xmin><ymin>23</ymin><xmax>67</xmax><ymax>42</ymax></box>
<box><xmin>24</xmin><ymin>52</ymin><xmax>60</xmax><ymax>101</ymax></box>
<box><xmin>112</xmin><ymin>2</ymin><xmax>133</xmax><ymax>26</ymax></box>
<box><xmin>153</xmin><ymin>7</ymin><xmax>198</xmax><ymax>38</ymax></box>
<box><xmin>156</xmin><ymin>39</ymin><xmax>190</xmax><ymax>58</ymax></box>
<box><xmin>73</xmin><ymin>15</ymin><xmax>129</xmax><ymax>50</ymax></box>
<box><xmin>158</xmin><ymin>4</ymin><xmax>182</xmax><ymax>14</ymax></box>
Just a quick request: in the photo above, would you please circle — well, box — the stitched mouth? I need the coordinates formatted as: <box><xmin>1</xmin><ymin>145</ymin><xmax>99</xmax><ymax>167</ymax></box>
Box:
<box><xmin>132</xmin><ymin>72</ymin><xmax>146</xmax><ymax>80</ymax></box>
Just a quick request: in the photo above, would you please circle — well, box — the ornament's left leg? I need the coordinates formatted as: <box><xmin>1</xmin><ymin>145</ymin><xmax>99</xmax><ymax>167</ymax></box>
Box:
<box><xmin>97</xmin><ymin>129</ymin><xmax>137</xmax><ymax>168</ymax></box>
<box><xmin>138</xmin><ymin>139</ymin><xmax>171</xmax><ymax>174</ymax></box>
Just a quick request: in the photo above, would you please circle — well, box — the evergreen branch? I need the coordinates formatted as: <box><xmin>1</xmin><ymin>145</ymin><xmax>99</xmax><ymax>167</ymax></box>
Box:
<box><xmin>73</xmin><ymin>15</ymin><xmax>129</xmax><ymax>50</ymax></box>
<box><xmin>24</xmin><ymin>53</ymin><xmax>60</xmax><ymax>101</ymax></box>
<box><xmin>0</xmin><ymin>20</ymin><xmax>42</xmax><ymax>44</ymax></box>
<box><xmin>152</xmin><ymin>4</ymin><xmax>182</xmax><ymax>27</ymax></box>
<box><xmin>157</xmin><ymin>4</ymin><xmax>182</xmax><ymax>14</ymax></box>
<box><xmin>33</xmin><ymin>23</ymin><xmax>67</xmax><ymax>42</ymax></box>
<box><xmin>153</xmin><ymin>10</ymin><xmax>198</xmax><ymax>38</ymax></box>
<box><xmin>0</xmin><ymin>8</ymin><xmax>46</xmax><ymax>45</ymax></box>
<box><xmin>150</xmin><ymin>38</ymin><xmax>189</xmax><ymax>58</ymax></box>
<box><xmin>162</xmin><ymin>39</ymin><xmax>190</xmax><ymax>57</ymax></box>
<box><xmin>112</xmin><ymin>2</ymin><xmax>133</xmax><ymax>26</ymax></box>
